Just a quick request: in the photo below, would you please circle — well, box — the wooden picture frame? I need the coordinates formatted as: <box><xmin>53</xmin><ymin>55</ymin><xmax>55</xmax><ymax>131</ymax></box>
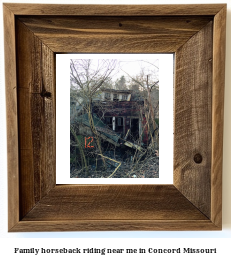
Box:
<box><xmin>4</xmin><ymin>3</ymin><xmax>226</xmax><ymax>231</ymax></box>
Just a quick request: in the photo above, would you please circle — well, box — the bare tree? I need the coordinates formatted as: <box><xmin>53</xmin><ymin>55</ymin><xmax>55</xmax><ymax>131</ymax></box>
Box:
<box><xmin>70</xmin><ymin>59</ymin><xmax>117</xmax><ymax>95</ymax></box>
<box><xmin>70</xmin><ymin>59</ymin><xmax>159</xmax><ymax>179</ymax></box>
<box><xmin>70</xmin><ymin>59</ymin><xmax>117</xmax><ymax>174</ymax></box>
<box><xmin>119</xmin><ymin>60</ymin><xmax>159</xmax><ymax>150</ymax></box>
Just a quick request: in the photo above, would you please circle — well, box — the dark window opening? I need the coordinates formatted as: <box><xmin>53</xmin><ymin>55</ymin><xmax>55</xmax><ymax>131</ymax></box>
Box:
<box><xmin>116</xmin><ymin>117</ymin><xmax>123</xmax><ymax>126</ymax></box>
<box><xmin>115</xmin><ymin>117</ymin><xmax>123</xmax><ymax>132</ymax></box>
<box><xmin>105</xmin><ymin>117</ymin><xmax>113</xmax><ymax>129</ymax></box>
<box><xmin>113</xmin><ymin>93</ymin><xmax>119</xmax><ymax>101</ymax></box>
<box><xmin>131</xmin><ymin>118</ymin><xmax>139</xmax><ymax>139</ymax></box>
<box><xmin>105</xmin><ymin>92</ymin><xmax>111</xmax><ymax>100</ymax></box>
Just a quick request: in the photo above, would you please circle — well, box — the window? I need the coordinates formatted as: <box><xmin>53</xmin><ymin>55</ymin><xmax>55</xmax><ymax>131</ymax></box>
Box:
<box><xmin>116</xmin><ymin>117</ymin><xmax>123</xmax><ymax>126</ymax></box>
<box><xmin>113</xmin><ymin>93</ymin><xmax>119</xmax><ymax>101</ymax></box>
<box><xmin>105</xmin><ymin>117</ymin><xmax>112</xmax><ymax>124</ymax></box>
<box><xmin>105</xmin><ymin>92</ymin><xmax>111</xmax><ymax>100</ymax></box>
<box><xmin>105</xmin><ymin>117</ymin><xmax>113</xmax><ymax>129</ymax></box>
<box><xmin>122</xmin><ymin>95</ymin><xmax>128</xmax><ymax>101</ymax></box>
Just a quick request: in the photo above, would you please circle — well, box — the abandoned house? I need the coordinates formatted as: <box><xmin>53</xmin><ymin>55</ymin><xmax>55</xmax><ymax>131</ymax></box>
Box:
<box><xmin>71</xmin><ymin>88</ymin><xmax>159</xmax><ymax>148</ymax></box>
<box><xmin>93</xmin><ymin>89</ymin><xmax>148</xmax><ymax>144</ymax></box>
<box><xmin>70</xmin><ymin>87</ymin><xmax>159</xmax><ymax>178</ymax></box>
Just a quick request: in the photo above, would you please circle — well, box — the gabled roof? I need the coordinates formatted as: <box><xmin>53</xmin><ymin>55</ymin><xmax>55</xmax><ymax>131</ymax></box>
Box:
<box><xmin>102</xmin><ymin>88</ymin><xmax>132</xmax><ymax>94</ymax></box>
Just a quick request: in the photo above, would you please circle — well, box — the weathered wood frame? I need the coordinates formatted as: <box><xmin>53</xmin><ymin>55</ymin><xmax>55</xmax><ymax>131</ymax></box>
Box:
<box><xmin>4</xmin><ymin>4</ymin><xmax>226</xmax><ymax>232</ymax></box>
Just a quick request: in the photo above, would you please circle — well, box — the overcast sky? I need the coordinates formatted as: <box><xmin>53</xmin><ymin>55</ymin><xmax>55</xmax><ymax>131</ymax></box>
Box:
<box><xmin>109</xmin><ymin>59</ymin><xmax>159</xmax><ymax>82</ymax></box>
<box><xmin>69</xmin><ymin>54</ymin><xmax>161</xmax><ymax>84</ymax></box>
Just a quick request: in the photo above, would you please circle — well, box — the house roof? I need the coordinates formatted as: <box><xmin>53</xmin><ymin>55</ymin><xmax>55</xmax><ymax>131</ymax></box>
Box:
<box><xmin>102</xmin><ymin>88</ymin><xmax>132</xmax><ymax>94</ymax></box>
<box><xmin>76</xmin><ymin>113</ymin><xmax>120</xmax><ymax>143</ymax></box>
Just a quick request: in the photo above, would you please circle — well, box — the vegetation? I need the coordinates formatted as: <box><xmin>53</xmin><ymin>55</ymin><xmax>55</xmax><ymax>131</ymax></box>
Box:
<box><xmin>70</xmin><ymin>59</ymin><xmax>159</xmax><ymax>178</ymax></box>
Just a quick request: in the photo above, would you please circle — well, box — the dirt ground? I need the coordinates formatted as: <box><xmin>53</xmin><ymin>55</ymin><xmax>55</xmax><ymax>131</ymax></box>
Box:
<box><xmin>70</xmin><ymin>152</ymin><xmax>159</xmax><ymax>179</ymax></box>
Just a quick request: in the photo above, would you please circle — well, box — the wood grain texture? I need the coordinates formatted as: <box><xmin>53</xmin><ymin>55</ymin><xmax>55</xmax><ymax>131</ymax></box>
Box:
<box><xmin>22</xmin><ymin>185</ymin><xmax>207</xmax><ymax>221</ymax></box>
<box><xmin>211</xmin><ymin>5</ymin><xmax>226</xmax><ymax>228</ymax></box>
<box><xmin>174</xmin><ymin>22</ymin><xmax>213</xmax><ymax>218</ymax></box>
<box><xmin>11</xmin><ymin>220</ymin><xmax>219</xmax><ymax>232</ymax></box>
<box><xmin>4</xmin><ymin>3</ymin><xmax>226</xmax><ymax>231</ymax></box>
<box><xmin>18</xmin><ymin>16</ymin><xmax>213</xmax><ymax>53</ymax></box>
<box><xmin>3</xmin><ymin>4</ymin><xmax>20</xmax><ymax>231</ymax></box>
<box><xmin>15</xmin><ymin>185</ymin><xmax>220</xmax><ymax>231</ymax></box>
<box><xmin>4</xmin><ymin>3</ymin><xmax>225</xmax><ymax>16</ymax></box>
<box><xmin>16</xmin><ymin>20</ymin><xmax>56</xmax><ymax>219</ymax></box>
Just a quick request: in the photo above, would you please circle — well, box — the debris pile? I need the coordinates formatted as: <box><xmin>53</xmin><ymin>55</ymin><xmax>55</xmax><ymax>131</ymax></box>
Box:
<box><xmin>70</xmin><ymin>149</ymin><xmax>159</xmax><ymax>179</ymax></box>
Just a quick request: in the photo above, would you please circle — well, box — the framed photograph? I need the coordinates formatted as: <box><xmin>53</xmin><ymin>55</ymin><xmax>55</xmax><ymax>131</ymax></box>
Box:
<box><xmin>56</xmin><ymin>53</ymin><xmax>174</xmax><ymax>184</ymax></box>
<box><xmin>4</xmin><ymin>3</ymin><xmax>226</xmax><ymax>231</ymax></box>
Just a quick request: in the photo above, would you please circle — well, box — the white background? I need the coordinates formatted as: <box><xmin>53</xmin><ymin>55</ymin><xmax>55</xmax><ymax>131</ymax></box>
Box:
<box><xmin>0</xmin><ymin>0</ymin><xmax>231</xmax><ymax>260</ymax></box>
<box><xmin>56</xmin><ymin>53</ymin><xmax>173</xmax><ymax>184</ymax></box>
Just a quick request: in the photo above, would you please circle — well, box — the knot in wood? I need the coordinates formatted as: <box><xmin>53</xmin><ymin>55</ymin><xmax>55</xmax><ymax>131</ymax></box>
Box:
<box><xmin>194</xmin><ymin>153</ymin><xmax>202</xmax><ymax>164</ymax></box>
<box><xmin>40</xmin><ymin>90</ymin><xmax>52</xmax><ymax>99</ymax></box>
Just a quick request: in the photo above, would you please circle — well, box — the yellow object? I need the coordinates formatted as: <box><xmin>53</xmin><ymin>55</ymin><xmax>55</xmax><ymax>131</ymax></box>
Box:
<box><xmin>124</xmin><ymin>141</ymin><xmax>146</xmax><ymax>153</ymax></box>
<box><xmin>98</xmin><ymin>154</ymin><xmax>121</xmax><ymax>178</ymax></box>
